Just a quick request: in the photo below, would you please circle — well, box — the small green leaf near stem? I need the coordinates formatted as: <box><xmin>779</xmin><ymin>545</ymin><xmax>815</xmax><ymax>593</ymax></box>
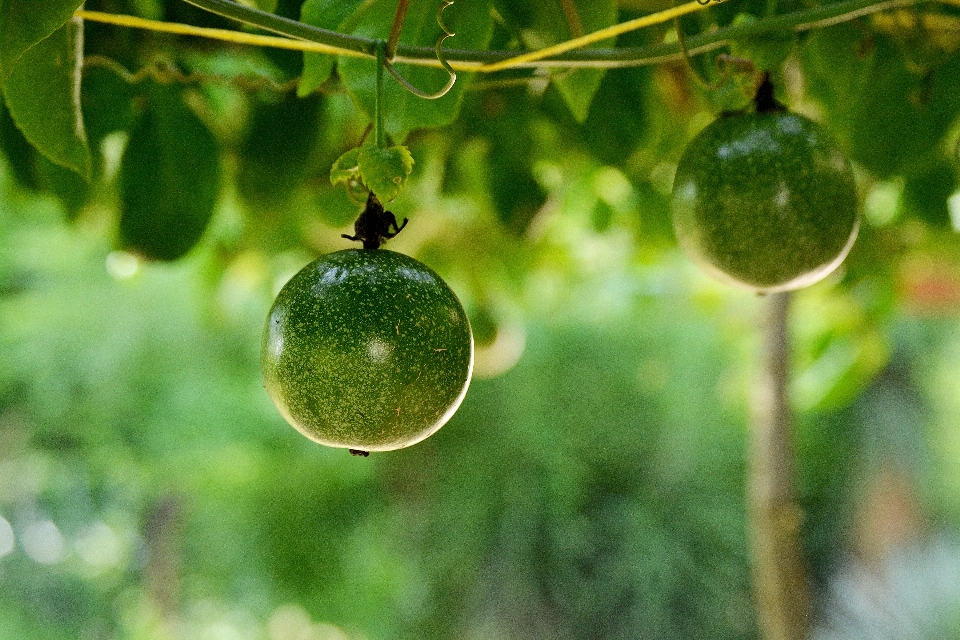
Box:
<box><xmin>330</xmin><ymin>147</ymin><xmax>362</xmax><ymax>186</ymax></box>
<box><xmin>357</xmin><ymin>144</ymin><xmax>414</xmax><ymax>202</ymax></box>
<box><xmin>330</xmin><ymin>144</ymin><xmax>414</xmax><ymax>202</ymax></box>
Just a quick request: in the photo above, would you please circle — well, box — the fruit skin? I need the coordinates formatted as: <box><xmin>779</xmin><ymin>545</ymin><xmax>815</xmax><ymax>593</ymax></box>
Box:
<box><xmin>261</xmin><ymin>249</ymin><xmax>473</xmax><ymax>451</ymax></box>
<box><xmin>671</xmin><ymin>110</ymin><xmax>859</xmax><ymax>293</ymax></box>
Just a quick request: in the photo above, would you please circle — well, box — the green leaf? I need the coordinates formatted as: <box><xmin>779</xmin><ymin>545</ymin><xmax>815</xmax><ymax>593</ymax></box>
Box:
<box><xmin>504</xmin><ymin>0</ymin><xmax>616</xmax><ymax>122</ymax></box>
<box><xmin>0</xmin><ymin>91</ymin><xmax>90</xmax><ymax>215</ymax></box>
<box><xmin>581</xmin><ymin>65</ymin><xmax>650</xmax><ymax>165</ymax></box>
<box><xmin>728</xmin><ymin>13</ymin><xmax>795</xmax><ymax>72</ymax></box>
<box><xmin>0</xmin><ymin>95</ymin><xmax>37</xmax><ymax>190</ymax></box>
<box><xmin>357</xmin><ymin>144</ymin><xmax>414</xmax><ymax>202</ymax></box>
<box><xmin>0</xmin><ymin>0</ymin><xmax>83</xmax><ymax>79</ymax></box>
<box><xmin>118</xmin><ymin>82</ymin><xmax>222</xmax><ymax>261</ymax></box>
<box><xmin>899</xmin><ymin>160</ymin><xmax>958</xmax><ymax>228</ymax></box>
<box><xmin>237</xmin><ymin>92</ymin><xmax>324</xmax><ymax>207</ymax></box>
<box><xmin>80</xmin><ymin>64</ymin><xmax>137</xmax><ymax>181</ymax></box>
<box><xmin>298</xmin><ymin>0</ymin><xmax>366</xmax><ymax>97</ymax></box>
<box><xmin>547</xmin><ymin>1</ymin><xmax>617</xmax><ymax>122</ymax></box>
<box><xmin>447</xmin><ymin>88</ymin><xmax>547</xmax><ymax>234</ymax></box>
<box><xmin>252</xmin><ymin>0</ymin><xmax>279</xmax><ymax>12</ymax></box>
<box><xmin>803</xmin><ymin>26</ymin><xmax>960</xmax><ymax>178</ymax></box>
<box><xmin>2</xmin><ymin>18</ymin><xmax>90</xmax><ymax>179</ymax></box>
<box><xmin>81</xmin><ymin>65</ymin><xmax>137</xmax><ymax>144</ymax></box>
<box><xmin>34</xmin><ymin>152</ymin><xmax>90</xmax><ymax>219</ymax></box>
<box><xmin>330</xmin><ymin>146</ymin><xmax>362</xmax><ymax>187</ymax></box>
<box><xmin>330</xmin><ymin>144</ymin><xmax>414</xmax><ymax>202</ymax></box>
<box><xmin>337</xmin><ymin>0</ymin><xmax>495</xmax><ymax>141</ymax></box>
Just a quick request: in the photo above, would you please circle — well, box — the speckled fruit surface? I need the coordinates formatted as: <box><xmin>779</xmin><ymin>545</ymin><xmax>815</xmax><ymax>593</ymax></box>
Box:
<box><xmin>261</xmin><ymin>249</ymin><xmax>473</xmax><ymax>452</ymax></box>
<box><xmin>671</xmin><ymin>110</ymin><xmax>859</xmax><ymax>293</ymax></box>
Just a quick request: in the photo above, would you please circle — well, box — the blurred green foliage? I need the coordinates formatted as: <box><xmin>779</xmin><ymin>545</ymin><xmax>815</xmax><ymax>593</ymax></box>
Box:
<box><xmin>0</xmin><ymin>174</ymin><xmax>759</xmax><ymax>638</ymax></box>
<box><xmin>3</xmin><ymin>149</ymin><xmax>960</xmax><ymax>638</ymax></box>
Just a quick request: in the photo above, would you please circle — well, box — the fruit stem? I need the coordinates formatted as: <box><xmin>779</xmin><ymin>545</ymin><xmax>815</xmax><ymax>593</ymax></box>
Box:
<box><xmin>749</xmin><ymin>292</ymin><xmax>811</xmax><ymax>640</ymax></box>
<box><xmin>753</xmin><ymin>72</ymin><xmax>786</xmax><ymax>113</ymax></box>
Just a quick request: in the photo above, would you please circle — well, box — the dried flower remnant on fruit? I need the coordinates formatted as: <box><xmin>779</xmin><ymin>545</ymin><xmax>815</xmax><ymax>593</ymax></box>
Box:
<box><xmin>342</xmin><ymin>192</ymin><xmax>408</xmax><ymax>250</ymax></box>
<box><xmin>349</xmin><ymin>449</ymin><xmax>370</xmax><ymax>457</ymax></box>
<box><xmin>753</xmin><ymin>72</ymin><xmax>785</xmax><ymax>114</ymax></box>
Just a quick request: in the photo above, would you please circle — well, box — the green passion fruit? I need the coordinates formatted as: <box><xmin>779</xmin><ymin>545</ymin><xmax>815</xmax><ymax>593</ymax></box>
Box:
<box><xmin>671</xmin><ymin>109</ymin><xmax>859</xmax><ymax>293</ymax></box>
<box><xmin>261</xmin><ymin>249</ymin><xmax>473</xmax><ymax>452</ymax></box>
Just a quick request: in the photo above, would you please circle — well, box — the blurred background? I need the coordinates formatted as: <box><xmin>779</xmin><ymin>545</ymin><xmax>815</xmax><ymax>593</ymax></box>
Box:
<box><xmin>4</xmin><ymin>150</ymin><xmax>960</xmax><ymax>639</ymax></box>
<box><xmin>4</xmin><ymin>1</ymin><xmax>960</xmax><ymax>638</ymax></box>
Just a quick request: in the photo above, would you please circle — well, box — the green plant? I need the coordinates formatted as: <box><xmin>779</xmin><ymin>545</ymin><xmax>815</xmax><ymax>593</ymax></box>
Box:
<box><xmin>5</xmin><ymin>2</ymin><xmax>960</xmax><ymax>639</ymax></box>
<box><xmin>261</xmin><ymin>26</ymin><xmax>468</xmax><ymax>453</ymax></box>
<box><xmin>671</xmin><ymin>77</ymin><xmax>860</xmax><ymax>293</ymax></box>
<box><xmin>260</xmin><ymin>244</ymin><xmax>473</xmax><ymax>454</ymax></box>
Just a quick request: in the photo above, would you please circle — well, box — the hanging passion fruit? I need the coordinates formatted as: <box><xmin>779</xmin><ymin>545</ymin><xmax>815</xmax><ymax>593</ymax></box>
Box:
<box><xmin>261</xmin><ymin>248</ymin><xmax>473</xmax><ymax>453</ymax></box>
<box><xmin>671</xmin><ymin>79</ymin><xmax>859</xmax><ymax>293</ymax></box>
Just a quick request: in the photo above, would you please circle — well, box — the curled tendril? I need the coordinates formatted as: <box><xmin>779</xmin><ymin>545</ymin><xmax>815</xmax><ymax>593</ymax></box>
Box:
<box><xmin>83</xmin><ymin>54</ymin><xmax>300</xmax><ymax>93</ymax></box>
<box><xmin>383</xmin><ymin>0</ymin><xmax>456</xmax><ymax>100</ymax></box>
<box><xmin>673</xmin><ymin>0</ymin><xmax>749</xmax><ymax>91</ymax></box>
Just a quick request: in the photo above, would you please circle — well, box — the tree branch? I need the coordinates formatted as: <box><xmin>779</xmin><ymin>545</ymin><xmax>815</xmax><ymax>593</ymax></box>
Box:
<box><xmin>165</xmin><ymin>0</ymin><xmax>916</xmax><ymax>70</ymax></box>
<box><xmin>749</xmin><ymin>292</ymin><xmax>811</xmax><ymax>640</ymax></box>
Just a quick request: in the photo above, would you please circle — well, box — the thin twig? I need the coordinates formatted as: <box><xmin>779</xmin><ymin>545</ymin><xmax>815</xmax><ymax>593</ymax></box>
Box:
<box><xmin>386</xmin><ymin>0</ymin><xmax>411</xmax><ymax>61</ymax></box>
<box><xmin>558</xmin><ymin>0</ymin><xmax>585</xmax><ymax>38</ymax></box>
<box><xmin>77</xmin><ymin>9</ymin><xmax>369</xmax><ymax>57</ymax></box>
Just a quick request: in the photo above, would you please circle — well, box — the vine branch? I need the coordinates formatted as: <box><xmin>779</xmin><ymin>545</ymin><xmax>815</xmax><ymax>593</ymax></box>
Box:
<box><xmin>79</xmin><ymin>0</ymin><xmax>929</xmax><ymax>71</ymax></box>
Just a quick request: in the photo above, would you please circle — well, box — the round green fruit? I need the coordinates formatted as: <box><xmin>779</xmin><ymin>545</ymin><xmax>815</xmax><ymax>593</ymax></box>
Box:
<box><xmin>261</xmin><ymin>249</ymin><xmax>473</xmax><ymax>452</ymax></box>
<box><xmin>671</xmin><ymin>109</ymin><xmax>859</xmax><ymax>293</ymax></box>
